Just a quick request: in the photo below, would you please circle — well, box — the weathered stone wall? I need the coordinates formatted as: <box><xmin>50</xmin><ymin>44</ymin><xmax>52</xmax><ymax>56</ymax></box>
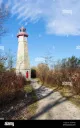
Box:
<box><xmin>16</xmin><ymin>36</ymin><xmax>31</xmax><ymax>80</ymax></box>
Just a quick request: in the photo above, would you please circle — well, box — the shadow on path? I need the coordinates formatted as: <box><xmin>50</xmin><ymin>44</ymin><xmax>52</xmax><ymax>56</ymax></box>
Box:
<box><xmin>29</xmin><ymin>97</ymin><xmax>68</xmax><ymax>120</ymax></box>
<box><xmin>0</xmin><ymin>80</ymin><xmax>76</xmax><ymax>120</ymax></box>
<box><xmin>29</xmin><ymin>81</ymin><xmax>76</xmax><ymax>120</ymax></box>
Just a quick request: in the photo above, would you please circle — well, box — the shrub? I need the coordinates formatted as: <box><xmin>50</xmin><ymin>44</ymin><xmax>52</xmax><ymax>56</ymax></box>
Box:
<box><xmin>71</xmin><ymin>69</ymin><xmax>80</xmax><ymax>94</ymax></box>
<box><xmin>0</xmin><ymin>62</ymin><xmax>5</xmax><ymax>72</ymax></box>
<box><xmin>36</xmin><ymin>56</ymin><xmax>80</xmax><ymax>94</ymax></box>
<box><xmin>36</xmin><ymin>63</ymin><xmax>49</xmax><ymax>85</ymax></box>
<box><xmin>0</xmin><ymin>71</ymin><xmax>26</xmax><ymax>105</ymax></box>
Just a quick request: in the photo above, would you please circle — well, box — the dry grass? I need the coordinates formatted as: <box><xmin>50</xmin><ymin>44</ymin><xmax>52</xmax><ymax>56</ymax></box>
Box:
<box><xmin>36</xmin><ymin>63</ymin><xmax>80</xmax><ymax>108</ymax></box>
<box><xmin>11</xmin><ymin>84</ymin><xmax>37</xmax><ymax>120</ymax></box>
<box><xmin>0</xmin><ymin>71</ymin><xmax>26</xmax><ymax>105</ymax></box>
<box><xmin>0</xmin><ymin>84</ymin><xmax>38</xmax><ymax>120</ymax></box>
<box><xmin>45</xmin><ymin>84</ymin><xmax>80</xmax><ymax>109</ymax></box>
<box><xmin>58</xmin><ymin>86</ymin><xmax>80</xmax><ymax>108</ymax></box>
<box><xmin>36</xmin><ymin>64</ymin><xmax>80</xmax><ymax>95</ymax></box>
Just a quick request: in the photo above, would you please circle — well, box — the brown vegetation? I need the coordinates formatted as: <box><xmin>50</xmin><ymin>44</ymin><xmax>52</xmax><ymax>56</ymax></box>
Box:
<box><xmin>36</xmin><ymin>56</ymin><xmax>80</xmax><ymax>94</ymax></box>
<box><xmin>0</xmin><ymin>71</ymin><xmax>26</xmax><ymax>105</ymax></box>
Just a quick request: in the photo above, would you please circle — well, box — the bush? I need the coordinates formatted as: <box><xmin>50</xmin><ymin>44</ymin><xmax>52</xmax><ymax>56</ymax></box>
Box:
<box><xmin>0</xmin><ymin>62</ymin><xmax>5</xmax><ymax>72</ymax></box>
<box><xmin>71</xmin><ymin>69</ymin><xmax>80</xmax><ymax>94</ymax></box>
<box><xmin>36</xmin><ymin>57</ymin><xmax>80</xmax><ymax>94</ymax></box>
<box><xmin>0</xmin><ymin>71</ymin><xmax>26</xmax><ymax>105</ymax></box>
<box><xmin>36</xmin><ymin>63</ymin><xmax>49</xmax><ymax>85</ymax></box>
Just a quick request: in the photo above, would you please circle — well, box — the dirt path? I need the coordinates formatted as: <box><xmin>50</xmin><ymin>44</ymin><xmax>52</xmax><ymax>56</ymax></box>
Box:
<box><xmin>31</xmin><ymin>80</ymin><xmax>80</xmax><ymax>120</ymax></box>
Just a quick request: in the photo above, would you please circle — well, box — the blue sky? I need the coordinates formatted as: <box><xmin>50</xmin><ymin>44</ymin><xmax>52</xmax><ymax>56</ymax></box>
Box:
<box><xmin>0</xmin><ymin>0</ymin><xmax>80</xmax><ymax>67</ymax></box>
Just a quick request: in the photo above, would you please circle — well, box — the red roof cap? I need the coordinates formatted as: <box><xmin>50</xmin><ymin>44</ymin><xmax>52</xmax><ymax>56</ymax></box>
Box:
<box><xmin>17</xmin><ymin>27</ymin><xmax>28</xmax><ymax>38</ymax></box>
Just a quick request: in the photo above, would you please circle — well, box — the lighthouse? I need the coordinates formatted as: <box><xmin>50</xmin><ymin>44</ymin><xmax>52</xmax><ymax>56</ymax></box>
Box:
<box><xmin>16</xmin><ymin>27</ymin><xmax>31</xmax><ymax>80</ymax></box>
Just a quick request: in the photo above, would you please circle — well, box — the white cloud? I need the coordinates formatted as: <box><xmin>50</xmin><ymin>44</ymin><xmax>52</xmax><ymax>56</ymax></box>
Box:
<box><xmin>0</xmin><ymin>0</ymin><xmax>3</xmax><ymax>5</ymax></box>
<box><xmin>5</xmin><ymin>0</ymin><xmax>80</xmax><ymax>36</ymax></box>
<box><xmin>76</xmin><ymin>45</ymin><xmax>80</xmax><ymax>49</ymax></box>
<box><xmin>0</xmin><ymin>46</ymin><xmax>4</xmax><ymax>51</ymax></box>
<box><xmin>35</xmin><ymin>57</ymin><xmax>45</xmax><ymax>62</ymax></box>
<box><xmin>62</xmin><ymin>9</ymin><xmax>72</xmax><ymax>15</ymax></box>
<box><xmin>25</xmin><ymin>22</ymin><xmax>28</xmax><ymax>26</ymax></box>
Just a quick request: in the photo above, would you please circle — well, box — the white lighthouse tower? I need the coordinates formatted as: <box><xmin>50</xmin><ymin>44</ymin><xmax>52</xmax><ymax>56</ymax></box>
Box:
<box><xmin>16</xmin><ymin>27</ymin><xmax>31</xmax><ymax>80</ymax></box>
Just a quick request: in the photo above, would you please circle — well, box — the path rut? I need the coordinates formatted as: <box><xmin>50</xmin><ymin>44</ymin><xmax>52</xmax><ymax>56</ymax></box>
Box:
<box><xmin>31</xmin><ymin>80</ymin><xmax>80</xmax><ymax>120</ymax></box>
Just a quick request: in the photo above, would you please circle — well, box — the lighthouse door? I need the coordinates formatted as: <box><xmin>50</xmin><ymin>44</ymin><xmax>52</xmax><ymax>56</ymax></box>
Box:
<box><xmin>26</xmin><ymin>71</ymin><xmax>29</xmax><ymax>78</ymax></box>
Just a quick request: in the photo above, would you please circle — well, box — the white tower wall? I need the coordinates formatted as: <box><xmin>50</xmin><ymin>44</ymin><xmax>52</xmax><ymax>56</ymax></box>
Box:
<box><xmin>16</xmin><ymin>28</ymin><xmax>31</xmax><ymax>80</ymax></box>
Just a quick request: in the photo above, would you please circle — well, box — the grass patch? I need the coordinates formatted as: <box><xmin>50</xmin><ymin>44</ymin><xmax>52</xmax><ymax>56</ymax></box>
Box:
<box><xmin>17</xmin><ymin>102</ymin><xmax>37</xmax><ymax>120</ymax></box>
<box><xmin>0</xmin><ymin>83</ymin><xmax>38</xmax><ymax>120</ymax></box>
<box><xmin>40</xmin><ymin>82</ymin><xmax>80</xmax><ymax>109</ymax></box>
<box><xmin>24</xmin><ymin>85</ymin><xmax>33</xmax><ymax>94</ymax></box>
<box><xmin>14</xmin><ymin>84</ymin><xmax>38</xmax><ymax>120</ymax></box>
<box><xmin>58</xmin><ymin>86</ymin><xmax>80</xmax><ymax>108</ymax></box>
<box><xmin>24</xmin><ymin>84</ymin><xmax>37</xmax><ymax>101</ymax></box>
<box><xmin>59</xmin><ymin>86</ymin><xmax>72</xmax><ymax>97</ymax></box>
<box><xmin>27</xmin><ymin>102</ymin><xmax>37</xmax><ymax>120</ymax></box>
<box><xmin>69</xmin><ymin>95</ymin><xmax>80</xmax><ymax>108</ymax></box>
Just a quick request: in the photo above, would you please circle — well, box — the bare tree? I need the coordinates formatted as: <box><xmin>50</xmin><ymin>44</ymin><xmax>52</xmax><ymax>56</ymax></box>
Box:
<box><xmin>0</xmin><ymin>3</ymin><xmax>9</xmax><ymax>37</ymax></box>
<box><xmin>42</xmin><ymin>54</ymin><xmax>55</xmax><ymax>69</ymax></box>
<box><xmin>5</xmin><ymin>49</ymin><xmax>16</xmax><ymax>71</ymax></box>
<box><xmin>36</xmin><ymin>63</ymin><xmax>49</xmax><ymax>85</ymax></box>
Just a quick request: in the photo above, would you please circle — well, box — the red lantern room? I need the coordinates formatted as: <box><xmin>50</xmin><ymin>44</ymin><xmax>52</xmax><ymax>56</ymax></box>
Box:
<box><xmin>17</xmin><ymin>27</ymin><xmax>28</xmax><ymax>38</ymax></box>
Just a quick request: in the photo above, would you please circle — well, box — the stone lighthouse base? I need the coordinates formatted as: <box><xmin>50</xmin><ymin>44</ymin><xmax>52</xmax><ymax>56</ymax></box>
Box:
<box><xmin>16</xmin><ymin>69</ymin><xmax>31</xmax><ymax>81</ymax></box>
